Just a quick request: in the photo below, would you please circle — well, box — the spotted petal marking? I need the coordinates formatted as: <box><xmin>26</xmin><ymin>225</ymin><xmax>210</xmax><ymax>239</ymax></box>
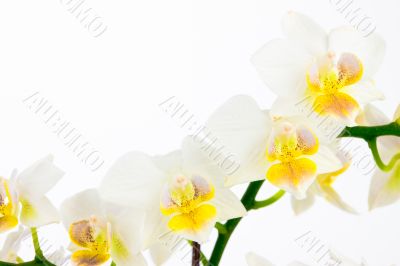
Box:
<box><xmin>69</xmin><ymin>219</ymin><xmax>110</xmax><ymax>266</ymax></box>
<box><xmin>266</xmin><ymin>122</ymin><xmax>319</xmax><ymax>197</ymax></box>
<box><xmin>160</xmin><ymin>175</ymin><xmax>216</xmax><ymax>233</ymax></box>
<box><xmin>306</xmin><ymin>53</ymin><xmax>364</xmax><ymax>119</ymax></box>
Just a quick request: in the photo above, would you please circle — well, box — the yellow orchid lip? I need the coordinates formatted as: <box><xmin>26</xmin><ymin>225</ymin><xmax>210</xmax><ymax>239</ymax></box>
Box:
<box><xmin>306</xmin><ymin>52</ymin><xmax>364</xmax><ymax>119</ymax></box>
<box><xmin>160</xmin><ymin>175</ymin><xmax>217</xmax><ymax>233</ymax></box>
<box><xmin>0</xmin><ymin>178</ymin><xmax>18</xmax><ymax>233</ymax></box>
<box><xmin>266</xmin><ymin>122</ymin><xmax>319</xmax><ymax>196</ymax></box>
<box><xmin>69</xmin><ymin>217</ymin><xmax>111</xmax><ymax>266</ymax></box>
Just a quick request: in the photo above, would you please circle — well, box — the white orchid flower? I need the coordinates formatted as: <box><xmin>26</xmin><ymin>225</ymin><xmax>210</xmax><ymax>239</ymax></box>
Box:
<box><xmin>204</xmin><ymin>95</ymin><xmax>343</xmax><ymax>199</ymax></box>
<box><xmin>291</xmin><ymin>145</ymin><xmax>356</xmax><ymax>214</ymax></box>
<box><xmin>252</xmin><ymin>11</ymin><xmax>385</xmax><ymax>124</ymax></box>
<box><xmin>60</xmin><ymin>189</ymin><xmax>147</xmax><ymax>266</ymax></box>
<box><xmin>0</xmin><ymin>155</ymin><xmax>64</xmax><ymax>233</ymax></box>
<box><xmin>0</xmin><ymin>226</ymin><xmax>29</xmax><ymax>263</ymax></box>
<box><xmin>99</xmin><ymin>144</ymin><xmax>246</xmax><ymax>252</ymax></box>
<box><xmin>358</xmin><ymin>104</ymin><xmax>400</xmax><ymax>209</ymax></box>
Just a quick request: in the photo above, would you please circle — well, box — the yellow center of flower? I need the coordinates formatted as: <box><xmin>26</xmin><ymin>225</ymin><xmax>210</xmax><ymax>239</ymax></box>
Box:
<box><xmin>69</xmin><ymin>216</ymin><xmax>111</xmax><ymax>266</ymax></box>
<box><xmin>306</xmin><ymin>52</ymin><xmax>364</xmax><ymax>119</ymax></box>
<box><xmin>160</xmin><ymin>175</ymin><xmax>216</xmax><ymax>233</ymax></box>
<box><xmin>0</xmin><ymin>178</ymin><xmax>18</xmax><ymax>233</ymax></box>
<box><xmin>266</xmin><ymin>122</ymin><xmax>319</xmax><ymax>194</ymax></box>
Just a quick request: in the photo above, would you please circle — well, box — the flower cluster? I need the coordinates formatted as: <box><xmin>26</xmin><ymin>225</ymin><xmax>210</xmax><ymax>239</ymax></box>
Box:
<box><xmin>1</xmin><ymin>11</ymin><xmax>399</xmax><ymax>266</ymax></box>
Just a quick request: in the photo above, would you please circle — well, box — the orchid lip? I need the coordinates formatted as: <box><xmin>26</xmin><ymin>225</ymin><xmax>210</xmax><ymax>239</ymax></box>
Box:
<box><xmin>160</xmin><ymin>175</ymin><xmax>217</xmax><ymax>232</ymax></box>
<box><xmin>306</xmin><ymin>52</ymin><xmax>364</xmax><ymax>119</ymax></box>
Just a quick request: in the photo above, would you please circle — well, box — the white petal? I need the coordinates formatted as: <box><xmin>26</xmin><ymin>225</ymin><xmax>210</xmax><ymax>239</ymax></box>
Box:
<box><xmin>251</xmin><ymin>39</ymin><xmax>311</xmax><ymax>96</ymax></box>
<box><xmin>311</xmin><ymin>145</ymin><xmax>342</xmax><ymax>174</ymax></box>
<box><xmin>357</xmin><ymin>105</ymin><xmax>400</xmax><ymax>153</ymax></box>
<box><xmin>316</xmin><ymin>184</ymin><xmax>357</xmax><ymax>214</ymax></box>
<box><xmin>156</xmin><ymin>231</ymin><xmax>186</xmax><ymax>258</ymax></box>
<box><xmin>111</xmin><ymin>251</ymin><xmax>147</xmax><ymax>266</ymax></box>
<box><xmin>149</xmin><ymin>243</ymin><xmax>174</xmax><ymax>266</ymax></box>
<box><xmin>245</xmin><ymin>252</ymin><xmax>275</xmax><ymax>266</ymax></box>
<box><xmin>282</xmin><ymin>11</ymin><xmax>328</xmax><ymax>56</ymax></box>
<box><xmin>99</xmin><ymin>152</ymin><xmax>183</xmax><ymax>249</ymax></box>
<box><xmin>106</xmin><ymin>204</ymin><xmax>146</xmax><ymax>254</ymax></box>
<box><xmin>16</xmin><ymin>155</ymin><xmax>64</xmax><ymax>197</ymax></box>
<box><xmin>394</xmin><ymin>105</ymin><xmax>400</xmax><ymax>121</ymax></box>
<box><xmin>328</xmin><ymin>27</ymin><xmax>386</xmax><ymax>77</ymax></box>
<box><xmin>19</xmin><ymin>195</ymin><xmax>59</xmax><ymax>227</ymax></box>
<box><xmin>270</xmin><ymin>97</ymin><xmax>311</xmax><ymax>118</ymax></box>
<box><xmin>45</xmin><ymin>247</ymin><xmax>69</xmax><ymax>266</ymax></box>
<box><xmin>0</xmin><ymin>226</ymin><xmax>28</xmax><ymax>262</ymax></box>
<box><xmin>99</xmin><ymin>152</ymin><xmax>166</xmax><ymax>208</ymax></box>
<box><xmin>369</xmin><ymin>168</ymin><xmax>400</xmax><ymax>210</ymax></box>
<box><xmin>205</xmin><ymin>95</ymin><xmax>271</xmax><ymax>186</ymax></box>
<box><xmin>181</xmin><ymin>137</ymin><xmax>226</xmax><ymax>187</ymax></box>
<box><xmin>211</xmin><ymin>188</ymin><xmax>247</xmax><ymax>222</ymax></box>
<box><xmin>291</xmin><ymin>194</ymin><xmax>315</xmax><ymax>215</ymax></box>
<box><xmin>143</xmin><ymin>206</ymin><xmax>170</xmax><ymax>249</ymax></box>
<box><xmin>343</xmin><ymin>80</ymin><xmax>385</xmax><ymax>106</ymax></box>
<box><xmin>152</xmin><ymin>150</ymin><xmax>183</xmax><ymax>178</ymax></box>
<box><xmin>60</xmin><ymin>189</ymin><xmax>105</xmax><ymax>229</ymax></box>
<box><xmin>359</xmin><ymin>104</ymin><xmax>390</xmax><ymax>126</ymax></box>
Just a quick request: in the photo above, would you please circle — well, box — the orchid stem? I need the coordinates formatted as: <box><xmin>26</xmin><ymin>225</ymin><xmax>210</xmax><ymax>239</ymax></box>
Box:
<box><xmin>192</xmin><ymin>242</ymin><xmax>201</xmax><ymax>266</ymax></box>
<box><xmin>188</xmin><ymin>241</ymin><xmax>209</xmax><ymax>266</ymax></box>
<box><xmin>252</xmin><ymin>190</ymin><xmax>286</xmax><ymax>210</ymax></box>
<box><xmin>214</xmin><ymin>222</ymin><xmax>228</xmax><ymax>235</ymax></box>
<box><xmin>31</xmin><ymin>228</ymin><xmax>44</xmax><ymax>260</ymax></box>
<box><xmin>338</xmin><ymin>122</ymin><xmax>400</xmax><ymax>139</ymax></box>
<box><xmin>208</xmin><ymin>180</ymin><xmax>263</xmax><ymax>265</ymax></box>
<box><xmin>28</xmin><ymin>228</ymin><xmax>56</xmax><ymax>266</ymax></box>
<box><xmin>208</xmin><ymin>180</ymin><xmax>285</xmax><ymax>265</ymax></box>
<box><xmin>339</xmin><ymin>122</ymin><xmax>400</xmax><ymax>172</ymax></box>
<box><xmin>367</xmin><ymin>138</ymin><xmax>400</xmax><ymax>172</ymax></box>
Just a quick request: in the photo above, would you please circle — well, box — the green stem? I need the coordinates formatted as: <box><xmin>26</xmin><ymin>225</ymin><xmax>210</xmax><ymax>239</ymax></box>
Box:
<box><xmin>209</xmin><ymin>180</ymin><xmax>284</xmax><ymax>265</ymax></box>
<box><xmin>338</xmin><ymin>122</ymin><xmax>400</xmax><ymax>139</ymax></box>
<box><xmin>29</xmin><ymin>228</ymin><xmax>56</xmax><ymax>266</ymax></box>
<box><xmin>199</xmin><ymin>251</ymin><xmax>209</xmax><ymax>266</ymax></box>
<box><xmin>339</xmin><ymin>122</ymin><xmax>400</xmax><ymax>172</ymax></box>
<box><xmin>368</xmin><ymin>138</ymin><xmax>389</xmax><ymax>171</ymax></box>
<box><xmin>214</xmin><ymin>222</ymin><xmax>228</xmax><ymax>235</ymax></box>
<box><xmin>368</xmin><ymin>138</ymin><xmax>400</xmax><ymax>172</ymax></box>
<box><xmin>252</xmin><ymin>190</ymin><xmax>286</xmax><ymax>210</ymax></box>
<box><xmin>30</xmin><ymin>228</ymin><xmax>44</xmax><ymax>259</ymax></box>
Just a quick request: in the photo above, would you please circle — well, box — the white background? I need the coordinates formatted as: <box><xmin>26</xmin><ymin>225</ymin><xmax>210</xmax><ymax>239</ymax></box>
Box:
<box><xmin>0</xmin><ymin>0</ymin><xmax>400</xmax><ymax>265</ymax></box>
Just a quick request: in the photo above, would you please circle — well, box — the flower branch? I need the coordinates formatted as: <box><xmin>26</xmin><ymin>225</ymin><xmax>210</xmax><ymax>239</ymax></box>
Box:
<box><xmin>252</xmin><ymin>190</ymin><xmax>286</xmax><ymax>210</ymax></box>
<box><xmin>0</xmin><ymin>228</ymin><xmax>56</xmax><ymax>266</ymax></box>
<box><xmin>338</xmin><ymin>122</ymin><xmax>400</xmax><ymax>139</ymax></box>
<box><xmin>191</xmin><ymin>242</ymin><xmax>201</xmax><ymax>266</ymax></box>
<box><xmin>189</xmin><ymin>241</ymin><xmax>209</xmax><ymax>266</ymax></box>
<box><xmin>208</xmin><ymin>180</ymin><xmax>285</xmax><ymax>265</ymax></box>
<box><xmin>339</xmin><ymin>122</ymin><xmax>400</xmax><ymax>171</ymax></box>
